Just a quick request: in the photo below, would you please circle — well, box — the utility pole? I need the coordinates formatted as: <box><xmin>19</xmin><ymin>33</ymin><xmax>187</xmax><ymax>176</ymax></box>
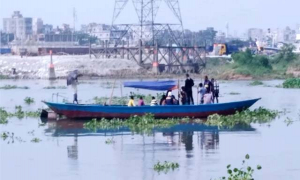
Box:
<box><xmin>72</xmin><ymin>8</ymin><xmax>77</xmax><ymax>45</ymax></box>
<box><xmin>0</xmin><ymin>31</ymin><xmax>2</xmax><ymax>53</ymax></box>
<box><xmin>89</xmin><ymin>36</ymin><xmax>91</xmax><ymax>59</ymax></box>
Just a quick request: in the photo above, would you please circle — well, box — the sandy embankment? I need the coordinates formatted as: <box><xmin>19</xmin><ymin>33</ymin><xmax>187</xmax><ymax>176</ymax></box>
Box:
<box><xmin>0</xmin><ymin>55</ymin><xmax>145</xmax><ymax>79</ymax></box>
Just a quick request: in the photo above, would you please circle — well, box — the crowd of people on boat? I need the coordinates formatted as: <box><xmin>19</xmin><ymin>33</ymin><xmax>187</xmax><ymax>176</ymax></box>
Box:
<box><xmin>127</xmin><ymin>74</ymin><xmax>219</xmax><ymax>107</ymax></box>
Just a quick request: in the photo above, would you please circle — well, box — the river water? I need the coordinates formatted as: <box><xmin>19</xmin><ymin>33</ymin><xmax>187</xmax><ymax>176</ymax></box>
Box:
<box><xmin>0</xmin><ymin>79</ymin><xmax>299</xmax><ymax>180</ymax></box>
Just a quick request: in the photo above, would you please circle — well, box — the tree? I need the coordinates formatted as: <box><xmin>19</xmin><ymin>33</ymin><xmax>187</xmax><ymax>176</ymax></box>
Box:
<box><xmin>277</xmin><ymin>44</ymin><xmax>297</xmax><ymax>63</ymax></box>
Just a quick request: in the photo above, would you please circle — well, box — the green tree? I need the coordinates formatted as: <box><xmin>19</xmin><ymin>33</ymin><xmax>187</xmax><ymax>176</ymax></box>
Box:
<box><xmin>276</xmin><ymin>44</ymin><xmax>297</xmax><ymax>63</ymax></box>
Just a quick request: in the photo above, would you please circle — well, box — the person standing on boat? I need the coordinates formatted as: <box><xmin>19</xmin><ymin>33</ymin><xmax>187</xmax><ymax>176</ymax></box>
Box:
<box><xmin>211</xmin><ymin>78</ymin><xmax>219</xmax><ymax>103</ymax></box>
<box><xmin>72</xmin><ymin>80</ymin><xmax>78</xmax><ymax>104</ymax></box>
<box><xmin>198</xmin><ymin>83</ymin><xmax>206</xmax><ymax>104</ymax></box>
<box><xmin>204</xmin><ymin>76</ymin><xmax>213</xmax><ymax>93</ymax></box>
<box><xmin>128</xmin><ymin>96</ymin><xmax>135</xmax><ymax>107</ymax></box>
<box><xmin>180</xmin><ymin>86</ymin><xmax>187</xmax><ymax>105</ymax></box>
<box><xmin>185</xmin><ymin>74</ymin><xmax>194</xmax><ymax>105</ymax></box>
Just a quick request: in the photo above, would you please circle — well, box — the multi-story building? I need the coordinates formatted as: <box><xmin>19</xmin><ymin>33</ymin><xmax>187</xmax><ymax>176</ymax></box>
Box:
<box><xmin>81</xmin><ymin>23</ymin><xmax>111</xmax><ymax>41</ymax></box>
<box><xmin>247</xmin><ymin>28</ymin><xmax>263</xmax><ymax>41</ymax></box>
<box><xmin>42</xmin><ymin>24</ymin><xmax>53</xmax><ymax>34</ymax></box>
<box><xmin>3</xmin><ymin>11</ymin><xmax>32</xmax><ymax>40</ymax></box>
<box><xmin>32</xmin><ymin>18</ymin><xmax>43</xmax><ymax>35</ymax></box>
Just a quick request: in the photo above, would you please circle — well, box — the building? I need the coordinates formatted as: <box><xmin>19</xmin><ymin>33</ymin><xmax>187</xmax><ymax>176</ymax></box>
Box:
<box><xmin>43</xmin><ymin>24</ymin><xmax>53</xmax><ymax>34</ymax></box>
<box><xmin>3</xmin><ymin>11</ymin><xmax>32</xmax><ymax>40</ymax></box>
<box><xmin>32</xmin><ymin>18</ymin><xmax>43</xmax><ymax>35</ymax></box>
<box><xmin>81</xmin><ymin>23</ymin><xmax>111</xmax><ymax>41</ymax></box>
<box><xmin>248</xmin><ymin>28</ymin><xmax>263</xmax><ymax>41</ymax></box>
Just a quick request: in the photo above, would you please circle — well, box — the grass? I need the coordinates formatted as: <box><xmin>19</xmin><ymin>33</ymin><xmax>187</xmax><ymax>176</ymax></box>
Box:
<box><xmin>154</xmin><ymin>161</ymin><xmax>179</xmax><ymax>173</ymax></box>
<box><xmin>249</xmin><ymin>80</ymin><xmax>263</xmax><ymax>86</ymax></box>
<box><xmin>282</xmin><ymin>78</ymin><xmax>300</xmax><ymax>88</ymax></box>
<box><xmin>0</xmin><ymin>85</ymin><xmax>29</xmax><ymax>89</ymax></box>
<box><xmin>24</xmin><ymin>97</ymin><xmax>34</xmax><ymax>105</ymax></box>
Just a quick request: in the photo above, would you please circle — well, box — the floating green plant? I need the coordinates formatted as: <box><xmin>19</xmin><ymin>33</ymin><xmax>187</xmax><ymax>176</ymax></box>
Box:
<box><xmin>206</xmin><ymin>107</ymin><xmax>278</xmax><ymax>128</ymax></box>
<box><xmin>24</xmin><ymin>97</ymin><xmax>34</xmax><ymax>105</ymax></box>
<box><xmin>84</xmin><ymin>114</ymin><xmax>181</xmax><ymax>134</ymax></box>
<box><xmin>154</xmin><ymin>161</ymin><xmax>179</xmax><ymax>173</ymax></box>
<box><xmin>105</xmin><ymin>138</ymin><xmax>115</xmax><ymax>144</ymax></box>
<box><xmin>1</xmin><ymin>132</ymin><xmax>25</xmax><ymax>143</ymax></box>
<box><xmin>43</xmin><ymin>86</ymin><xmax>67</xmax><ymax>89</ymax></box>
<box><xmin>0</xmin><ymin>107</ymin><xmax>41</xmax><ymax>123</ymax></box>
<box><xmin>0</xmin><ymin>108</ymin><xmax>9</xmax><ymax>124</ymax></box>
<box><xmin>229</xmin><ymin>92</ymin><xmax>240</xmax><ymax>95</ymax></box>
<box><xmin>282</xmin><ymin>78</ymin><xmax>300</xmax><ymax>88</ymax></box>
<box><xmin>218</xmin><ymin>154</ymin><xmax>262</xmax><ymax>180</ymax></box>
<box><xmin>31</xmin><ymin>138</ymin><xmax>41</xmax><ymax>143</ymax></box>
<box><xmin>0</xmin><ymin>85</ymin><xmax>29</xmax><ymax>90</ymax></box>
<box><xmin>249</xmin><ymin>80</ymin><xmax>263</xmax><ymax>86</ymax></box>
<box><xmin>84</xmin><ymin>108</ymin><xmax>279</xmax><ymax>134</ymax></box>
<box><xmin>1</xmin><ymin>132</ymin><xmax>10</xmax><ymax>140</ymax></box>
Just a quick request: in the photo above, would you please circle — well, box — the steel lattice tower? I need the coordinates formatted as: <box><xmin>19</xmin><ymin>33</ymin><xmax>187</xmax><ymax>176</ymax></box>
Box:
<box><xmin>111</xmin><ymin>0</ymin><xmax>184</xmax><ymax>46</ymax></box>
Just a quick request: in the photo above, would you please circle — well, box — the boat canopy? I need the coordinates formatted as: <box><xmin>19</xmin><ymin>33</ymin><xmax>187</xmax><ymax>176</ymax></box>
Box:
<box><xmin>123</xmin><ymin>80</ymin><xmax>178</xmax><ymax>91</ymax></box>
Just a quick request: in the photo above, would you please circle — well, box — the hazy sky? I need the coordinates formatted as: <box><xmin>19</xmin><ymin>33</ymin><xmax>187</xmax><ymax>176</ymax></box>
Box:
<box><xmin>0</xmin><ymin>0</ymin><xmax>299</xmax><ymax>35</ymax></box>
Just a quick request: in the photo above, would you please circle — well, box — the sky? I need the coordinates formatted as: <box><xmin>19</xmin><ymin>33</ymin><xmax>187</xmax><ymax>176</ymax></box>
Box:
<box><xmin>0</xmin><ymin>0</ymin><xmax>300</xmax><ymax>36</ymax></box>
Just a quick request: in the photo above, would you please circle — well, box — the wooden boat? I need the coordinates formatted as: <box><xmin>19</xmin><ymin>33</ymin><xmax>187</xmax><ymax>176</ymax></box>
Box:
<box><xmin>43</xmin><ymin>98</ymin><xmax>260</xmax><ymax>119</ymax></box>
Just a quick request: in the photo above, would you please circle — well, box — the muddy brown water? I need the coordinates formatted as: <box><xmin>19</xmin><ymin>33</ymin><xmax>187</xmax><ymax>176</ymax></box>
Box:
<box><xmin>0</xmin><ymin>79</ymin><xmax>300</xmax><ymax>180</ymax></box>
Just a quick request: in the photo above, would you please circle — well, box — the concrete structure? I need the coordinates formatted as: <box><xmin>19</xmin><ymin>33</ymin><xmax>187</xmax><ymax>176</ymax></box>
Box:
<box><xmin>248</xmin><ymin>28</ymin><xmax>263</xmax><ymax>41</ymax></box>
<box><xmin>3</xmin><ymin>11</ymin><xmax>32</xmax><ymax>40</ymax></box>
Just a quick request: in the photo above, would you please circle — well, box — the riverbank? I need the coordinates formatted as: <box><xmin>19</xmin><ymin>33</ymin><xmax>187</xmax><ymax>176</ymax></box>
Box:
<box><xmin>0</xmin><ymin>55</ymin><xmax>299</xmax><ymax>80</ymax></box>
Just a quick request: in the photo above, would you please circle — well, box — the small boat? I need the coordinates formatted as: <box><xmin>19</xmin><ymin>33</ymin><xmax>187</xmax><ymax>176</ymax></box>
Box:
<box><xmin>43</xmin><ymin>98</ymin><xmax>260</xmax><ymax>119</ymax></box>
<box><xmin>43</xmin><ymin>80</ymin><xmax>260</xmax><ymax>119</ymax></box>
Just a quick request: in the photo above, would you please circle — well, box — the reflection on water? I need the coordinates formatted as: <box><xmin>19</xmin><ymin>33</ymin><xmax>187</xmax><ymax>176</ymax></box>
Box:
<box><xmin>201</xmin><ymin>131</ymin><xmax>219</xmax><ymax>150</ymax></box>
<box><xmin>45</xmin><ymin>119</ymin><xmax>234</xmax><ymax>161</ymax></box>
<box><xmin>67</xmin><ymin>135</ymin><xmax>78</xmax><ymax>160</ymax></box>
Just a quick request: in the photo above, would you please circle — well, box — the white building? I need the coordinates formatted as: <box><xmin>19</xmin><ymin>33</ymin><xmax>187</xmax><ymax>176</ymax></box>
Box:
<box><xmin>248</xmin><ymin>28</ymin><xmax>263</xmax><ymax>41</ymax></box>
<box><xmin>3</xmin><ymin>11</ymin><xmax>32</xmax><ymax>40</ymax></box>
<box><xmin>82</xmin><ymin>23</ymin><xmax>111</xmax><ymax>41</ymax></box>
<box><xmin>32</xmin><ymin>18</ymin><xmax>43</xmax><ymax>35</ymax></box>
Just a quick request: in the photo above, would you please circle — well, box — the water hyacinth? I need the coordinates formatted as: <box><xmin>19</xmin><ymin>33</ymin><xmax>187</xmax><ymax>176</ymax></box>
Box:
<box><xmin>249</xmin><ymin>80</ymin><xmax>263</xmax><ymax>86</ymax></box>
<box><xmin>84</xmin><ymin>108</ymin><xmax>279</xmax><ymax>134</ymax></box>
<box><xmin>205</xmin><ymin>107</ymin><xmax>279</xmax><ymax>128</ymax></box>
<box><xmin>0</xmin><ymin>107</ymin><xmax>41</xmax><ymax>124</ymax></box>
<box><xmin>24</xmin><ymin>97</ymin><xmax>34</xmax><ymax>105</ymax></box>
<box><xmin>218</xmin><ymin>154</ymin><xmax>262</xmax><ymax>180</ymax></box>
<box><xmin>0</xmin><ymin>85</ymin><xmax>29</xmax><ymax>90</ymax></box>
<box><xmin>154</xmin><ymin>161</ymin><xmax>179</xmax><ymax>173</ymax></box>
<box><xmin>43</xmin><ymin>86</ymin><xmax>67</xmax><ymax>89</ymax></box>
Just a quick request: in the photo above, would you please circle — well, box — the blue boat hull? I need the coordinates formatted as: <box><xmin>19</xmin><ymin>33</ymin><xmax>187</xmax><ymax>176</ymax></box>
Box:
<box><xmin>43</xmin><ymin>98</ymin><xmax>260</xmax><ymax>119</ymax></box>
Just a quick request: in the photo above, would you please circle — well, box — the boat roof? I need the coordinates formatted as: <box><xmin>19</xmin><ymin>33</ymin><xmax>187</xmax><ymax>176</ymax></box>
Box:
<box><xmin>123</xmin><ymin>80</ymin><xmax>177</xmax><ymax>91</ymax></box>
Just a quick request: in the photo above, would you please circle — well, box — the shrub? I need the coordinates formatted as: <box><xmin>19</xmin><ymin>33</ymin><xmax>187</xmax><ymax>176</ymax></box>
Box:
<box><xmin>232</xmin><ymin>49</ymin><xmax>272</xmax><ymax>76</ymax></box>
<box><xmin>282</xmin><ymin>78</ymin><xmax>300</xmax><ymax>88</ymax></box>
